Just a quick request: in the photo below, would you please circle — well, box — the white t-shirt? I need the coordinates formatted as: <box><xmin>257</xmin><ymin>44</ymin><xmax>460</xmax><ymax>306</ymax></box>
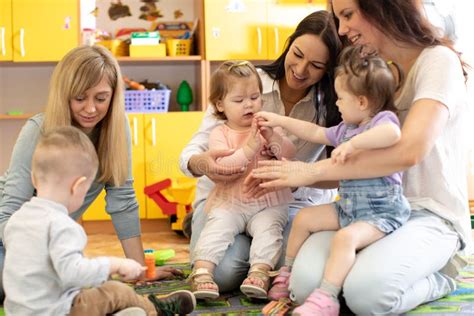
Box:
<box><xmin>396</xmin><ymin>45</ymin><xmax>470</xmax><ymax>250</ymax></box>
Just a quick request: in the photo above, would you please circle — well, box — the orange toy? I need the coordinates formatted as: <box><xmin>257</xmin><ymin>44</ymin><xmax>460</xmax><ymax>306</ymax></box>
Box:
<box><xmin>144</xmin><ymin>249</ymin><xmax>156</xmax><ymax>279</ymax></box>
<box><xmin>123</xmin><ymin>76</ymin><xmax>145</xmax><ymax>90</ymax></box>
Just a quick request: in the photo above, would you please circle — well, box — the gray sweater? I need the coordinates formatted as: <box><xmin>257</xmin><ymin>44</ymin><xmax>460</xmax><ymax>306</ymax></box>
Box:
<box><xmin>3</xmin><ymin>197</ymin><xmax>110</xmax><ymax>315</ymax></box>
<box><xmin>0</xmin><ymin>113</ymin><xmax>140</xmax><ymax>240</ymax></box>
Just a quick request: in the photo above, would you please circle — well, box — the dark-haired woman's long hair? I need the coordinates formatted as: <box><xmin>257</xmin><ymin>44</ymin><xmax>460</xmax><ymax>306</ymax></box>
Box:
<box><xmin>259</xmin><ymin>10</ymin><xmax>343</xmax><ymax>130</ymax></box>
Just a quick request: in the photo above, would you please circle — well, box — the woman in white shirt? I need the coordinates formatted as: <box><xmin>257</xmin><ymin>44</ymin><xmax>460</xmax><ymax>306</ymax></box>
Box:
<box><xmin>251</xmin><ymin>0</ymin><xmax>469</xmax><ymax>313</ymax></box>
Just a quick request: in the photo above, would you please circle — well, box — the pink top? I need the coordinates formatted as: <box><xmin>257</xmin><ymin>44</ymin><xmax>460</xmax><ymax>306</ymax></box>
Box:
<box><xmin>205</xmin><ymin>124</ymin><xmax>295</xmax><ymax>212</ymax></box>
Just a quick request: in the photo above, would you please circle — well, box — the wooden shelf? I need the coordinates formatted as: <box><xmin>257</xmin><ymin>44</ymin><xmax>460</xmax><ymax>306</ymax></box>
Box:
<box><xmin>0</xmin><ymin>113</ymin><xmax>34</xmax><ymax>120</ymax></box>
<box><xmin>116</xmin><ymin>55</ymin><xmax>202</xmax><ymax>62</ymax></box>
<box><xmin>1</xmin><ymin>56</ymin><xmax>203</xmax><ymax>64</ymax></box>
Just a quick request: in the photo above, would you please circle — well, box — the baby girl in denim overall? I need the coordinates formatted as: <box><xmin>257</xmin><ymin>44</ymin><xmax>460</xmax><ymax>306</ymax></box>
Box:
<box><xmin>255</xmin><ymin>45</ymin><xmax>411</xmax><ymax>315</ymax></box>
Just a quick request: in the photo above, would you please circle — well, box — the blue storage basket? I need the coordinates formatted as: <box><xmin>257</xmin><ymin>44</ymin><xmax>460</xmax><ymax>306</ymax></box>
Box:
<box><xmin>125</xmin><ymin>89</ymin><xmax>171</xmax><ymax>113</ymax></box>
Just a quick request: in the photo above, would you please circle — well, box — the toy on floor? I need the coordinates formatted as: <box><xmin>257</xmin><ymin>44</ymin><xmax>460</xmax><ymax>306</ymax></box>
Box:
<box><xmin>143</xmin><ymin>249</ymin><xmax>176</xmax><ymax>279</ymax></box>
<box><xmin>145</xmin><ymin>249</ymin><xmax>157</xmax><ymax>279</ymax></box>
<box><xmin>144</xmin><ymin>178</ymin><xmax>196</xmax><ymax>234</ymax></box>
<box><xmin>262</xmin><ymin>298</ymin><xmax>291</xmax><ymax>315</ymax></box>
<box><xmin>154</xmin><ymin>249</ymin><xmax>175</xmax><ymax>265</ymax></box>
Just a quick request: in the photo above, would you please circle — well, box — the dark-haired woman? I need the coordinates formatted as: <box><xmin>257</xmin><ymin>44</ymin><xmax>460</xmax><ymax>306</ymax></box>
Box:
<box><xmin>179</xmin><ymin>10</ymin><xmax>343</xmax><ymax>292</ymax></box>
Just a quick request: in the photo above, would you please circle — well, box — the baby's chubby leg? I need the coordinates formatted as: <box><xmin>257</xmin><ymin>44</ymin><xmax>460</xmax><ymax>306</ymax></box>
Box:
<box><xmin>286</xmin><ymin>204</ymin><xmax>340</xmax><ymax>261</ymax></box>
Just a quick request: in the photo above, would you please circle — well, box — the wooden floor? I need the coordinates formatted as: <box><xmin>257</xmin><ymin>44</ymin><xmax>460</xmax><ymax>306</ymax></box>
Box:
<box><xmin>84</xmin><ymin>217</ymin><xmax>474</xmax><ymax>265</ymax></box>
<box><xmin>84</xmin><ymin>219</ymin><xmax>190</xmax><ymax>263</ymax></box>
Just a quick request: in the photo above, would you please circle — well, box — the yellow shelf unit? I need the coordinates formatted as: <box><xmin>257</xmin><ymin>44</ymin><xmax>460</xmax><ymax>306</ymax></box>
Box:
<box><xmin>82</xmin><ymin>111</ymin><xmax>204</xmax><ymax>221</ymax></box>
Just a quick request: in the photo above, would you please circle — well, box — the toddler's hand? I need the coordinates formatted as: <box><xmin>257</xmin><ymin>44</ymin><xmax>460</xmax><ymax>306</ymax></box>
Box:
<box><xmin>254</xmin><ymin>111</ymin><xmax>282</xmax><ymax>127</ymax></box>
<box><xmin>259</xmin><ymin>126</ymin><xmax>274</xmax><ymax>142</ymax></box>
<box><xmin>246</xmin><ymin>118</ymin><xmax>262</xmax><ymax>154</ymax></box>
<box><xmin>109</xmin><ymin>257</ymin><xmax>147</xmax><ymax>281</ymax></box>
<box><xmin>331</xmin><ymin>141</ymin><xmax>355</xmax><ymax>164</ymax></box>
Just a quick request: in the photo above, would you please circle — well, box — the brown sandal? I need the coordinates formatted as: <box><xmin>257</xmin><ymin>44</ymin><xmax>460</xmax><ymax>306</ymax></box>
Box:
<box><xmin>188</xmin><ymin>268</ymin><xmax>219</xmax><ymax>300</ymax></box>
<box><xmin>240</xmin><ymin>266</ymin><xmax>271</xmax><ymax>299</ymax></box>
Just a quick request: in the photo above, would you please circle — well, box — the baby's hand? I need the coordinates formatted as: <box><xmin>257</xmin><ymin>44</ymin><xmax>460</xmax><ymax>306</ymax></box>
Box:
<box><xmin>259</xmin><ymin>125</ymin><xmax>274</xmax><ymax>142</ymax></box>
<box><xmin>255</xmin><ymin>111</ymin><xmax>282</xmax><ymax>128</ymax></box>
<box><xmin>109</xmin><ymin>257</ymin><xmax>147</xmax><ymax>281</ymax></box>
<box><xmin>246</xmin><ymin>118</ymin><xmax>262</xmax><ymax>154</ymax></box>
<box><xmin>331</xmin><ymin>141</ymin><xmax>355</xmax><ymax>164</ymax></box>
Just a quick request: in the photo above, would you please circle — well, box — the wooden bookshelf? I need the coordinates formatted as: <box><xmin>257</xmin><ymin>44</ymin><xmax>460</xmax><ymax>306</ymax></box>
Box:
<box><xmin>0</xmin><ymin>113</ymin><xmax>34</xmax><ymax>120</ymax></box>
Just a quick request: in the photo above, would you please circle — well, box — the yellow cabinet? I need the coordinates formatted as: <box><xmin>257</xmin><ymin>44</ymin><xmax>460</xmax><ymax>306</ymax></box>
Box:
<box><xmin>204</xmin><ymin>0</ymin><xmax>267</xmax><ymax>60</ymax></box>
<box><xmin>82</xmin><ymin>114</ymin><xmax>147</xmax><ymax>221</ymax></box>
<box><xmin>144</xmin><ymin>112</ymin><xmax>204</xmax><ymax>219</ymax></box>
<box><xmin>1</xmin><ymin>0</ymin><xmax>78</xmax><ymax>62</ymax></box>
<box><xmin>129</xmin><ymin>113</ymin><xmax>147</xmax><ymax>219</ymax></box>
<box><xmin>0</xmin><ymin>0</ymin><xmax>13</xmax><ymax>61</ymax></box>
<box><xmin>83</xmin><ymin>112</ymin><xmax>204</xmax><ymax>221</ymax></box>
<box><xmin>204</xmin><ymin>0</ymin><xmax>326</xmax><ymax>61</ymax></box>
<box><xmin>267</xmin><ymin>5</ymin><xmax>323</xmax><ymax>60</ymax></box>
<box><xmin>276</xmin><ymin>0</ymin><xmax>326</xmax><ymax>4</ymax></box>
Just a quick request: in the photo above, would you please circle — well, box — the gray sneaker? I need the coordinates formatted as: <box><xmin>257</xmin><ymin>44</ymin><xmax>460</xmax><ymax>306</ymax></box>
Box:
<box><xmin>427</xmin><ymin>272</ymin><xmax>457</xmax><ymax>302</ymax></box>
<box><xmin>148</xmin><ymin>290</ymin><xmax>196</xmax><ymax>316</ymax></box>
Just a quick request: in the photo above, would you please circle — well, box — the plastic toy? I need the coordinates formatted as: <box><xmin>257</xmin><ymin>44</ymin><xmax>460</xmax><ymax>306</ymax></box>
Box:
<box><xmin>176</xmin><ymin>80</ymin><xmax>193</xmax><ymax>111</ymax></box>
<box><xmin>6</xmin><ymin>111</ymin><xmax>24</xmax><ymax>116</ymax></box>
<box><xmin>154</xmin><ymin>249</ymin><xmax>176</xmax><ymax>266</ymax></box>
<box><xmin>262</xmin><ymin>298</ymin><xmax>291</xmax><ymax>315</ymax></box>
<box><xmin>144</xmin><ymin>249</ymin><xmax>156</xmax><ymax>279</ymax></box>
<box><xmin>144</xmin><ymin>177</ymin><xmax>196</xmax><ymax>233</ymax></box>
<box><xmin>123</xmin><ymin>76</ymin><xmax>145</xmax><ymax>90</ymax></box>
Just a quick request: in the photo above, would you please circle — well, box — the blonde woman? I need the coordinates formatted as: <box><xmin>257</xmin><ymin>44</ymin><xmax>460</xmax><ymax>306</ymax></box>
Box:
<box><xmin>0</xmin><ymin>45</ymin><xmax>181</xmax><ymax>300</ymax></box>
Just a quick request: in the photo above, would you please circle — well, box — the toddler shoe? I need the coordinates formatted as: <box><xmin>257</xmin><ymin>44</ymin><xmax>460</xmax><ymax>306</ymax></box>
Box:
<box><xmin>189</xmin><ymin>267</ymin><xmax>220</xmax><ymax>299</ymax></box>
<box><xmin>148</xmin><ymin>290</ymin><xmax>196</xmax><ymax>316</ymax></box>
<box><xmin>292</xmin><ymin>289</ymin><xmax>339</xmax><ymax>316</ymax></box>
<box><xmin>267</xmin><ymin>266</ymin><xmax>291</xmax><ymax>300</ymax></box>
<box><xmin>240</xmin><ymin>266</ymin><xmax>271</xmax><ymax>299</ymax></box>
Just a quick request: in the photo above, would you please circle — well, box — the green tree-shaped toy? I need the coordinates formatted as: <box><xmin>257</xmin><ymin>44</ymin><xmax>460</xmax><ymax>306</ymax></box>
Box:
<box><xmin>176</xmin><ymin>80</ymin><xmax>193</xmax><ymax>111</ymax></box>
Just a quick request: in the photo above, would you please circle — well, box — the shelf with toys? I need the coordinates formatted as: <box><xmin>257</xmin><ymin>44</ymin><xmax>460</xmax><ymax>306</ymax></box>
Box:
<box><xmin>117</xmin><ymin>55</ymin><xmax>202</xmax><ymax>62</ymax></box>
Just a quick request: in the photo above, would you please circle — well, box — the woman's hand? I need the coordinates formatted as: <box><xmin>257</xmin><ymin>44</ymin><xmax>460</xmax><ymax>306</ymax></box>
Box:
<box><xmin>136</xmin><ymin>266</ymin><xmax>185</xmax><ymax>284</ymax></box>
<box><xmin>251</xmin><ymin>159</ymin><xmax>320</xmax><ymax>189</ymax></box>
<box><xmin>243</xmin><ymin>171</ymin><xmax>273</xmax><ymax>198</ymax></box>
<box><xmin>153</xmin><ymin>266</ymin><xmax>184</xmax><ymax>280</ymax></box>
<box><xmin>188</xmin><ymin>149</ymin><xmax>244</xmax><ymax>183</ymax></box>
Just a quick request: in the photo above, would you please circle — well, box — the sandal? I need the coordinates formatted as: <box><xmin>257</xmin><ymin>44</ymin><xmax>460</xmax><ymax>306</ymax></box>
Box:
<box><xmin>267</xmin><ymin>266</ymin><xmax>291</xmax><ymax>300</ymax></box>
<box><xmin>188</xmin><ymin>268</ymin><xmax>219</xmax><ymax>300</ymax></box>
<box><xmin>240</xmin><ymin>266</ymin><xmax>271</xmax><ymax>299</ymax></box>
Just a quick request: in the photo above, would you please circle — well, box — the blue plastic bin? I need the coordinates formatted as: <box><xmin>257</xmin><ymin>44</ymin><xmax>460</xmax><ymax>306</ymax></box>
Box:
<box><xmin>125</xmin><ymin>89</ymin><xmax>171</xmax><ymax>113</ymax></box>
